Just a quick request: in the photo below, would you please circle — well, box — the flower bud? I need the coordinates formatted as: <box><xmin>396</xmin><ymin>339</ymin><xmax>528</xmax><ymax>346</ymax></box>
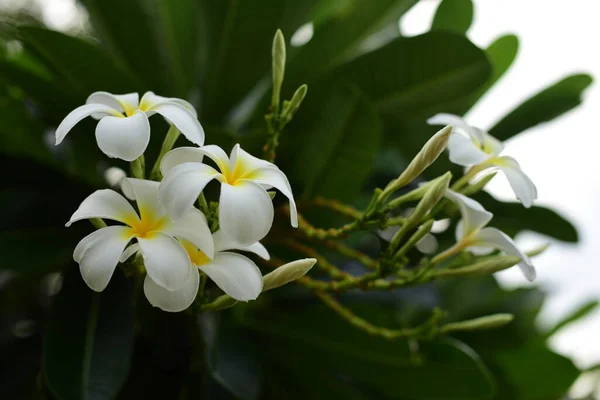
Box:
<box><xmin>282</xmin><ymin>84</ymin><xmax>307</xmax><ymax>122</ymax></box>
<box><xmin>271</xmin><ymin>29</ymin><xmax>286</xmax><ymax>111</ymax></box>
<box><xmin>405</xmin><ymin>172</ymin><xmax>452</xmax><ymax>228</ymax></box>
<box><xmin>441</xmin><ymin>314</ymin><xmax>514</xmax><ymax>334</ymax></box>
<box><xmin>263</xmin><ymin>258</ymin><xmax>316</xmax><ymax>292</ymax></box>
<box><xmin>433</xmin><ymin>255</ymin><xmax>522</xmax><ymax>278</ymax></box>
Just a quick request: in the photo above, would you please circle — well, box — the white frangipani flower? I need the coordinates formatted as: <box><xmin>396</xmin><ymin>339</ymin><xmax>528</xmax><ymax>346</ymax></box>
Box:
<box><xmin>159</xmin><ymin>144</ymin><xmax>298</xmax><ymax>246</ymax></box>
<box><xmin>55</xmin><ymin>91</ymin><xmax>205</xmax><ymax>161</ymax></box>
<box><xmin>126</xmin><ymin>230</ymin><xmax>269</xmax><ymax>312</ymax></box>
<box><xmin>445</xmin><ymin>189</ymin><xmax>536</xmax><ymax>281</ymax></box>
<box><xmin>68</xmin><ymin>178</ymin><xmax>213</xmax><ymax>293</ymax></box>
<box><xmin>428</xmin><ymin>113</ymin><xmax>537</xmax><ymax>208</ymax></box>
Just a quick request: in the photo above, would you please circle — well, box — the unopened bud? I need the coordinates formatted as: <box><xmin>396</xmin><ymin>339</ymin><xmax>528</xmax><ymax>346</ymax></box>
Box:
<box><xmin>461</xmin><ymin>172</ymin><xmax>496</xmax><ymax>196</ymax></box>
<box><xmin>433</xmin><ymin>255</ymin><xmax>522</xmax><ymax>278</ymax></box>
<box><xmin>405</xmin><ymin>172</ymin><xmax>452</xmax><ymax>228</ymax></box>
<box><xmin>396</xmin><ymin>220</ymin><xmax>434</xmax><ymax>258</ymax></box>
<box><xmin>271</xmin><ymin>29</ymin><xmax>286</xmax><ymax>111</ymax></box>
<box><xmin>263</xmin><ymin>258</ymin><xmax>316</xmax><ymax>292</ymax></box>
<box><xmin>201</xmin><ymin>294</ymin><xmax>238</xmax><ymax>312</ymax></box>
<box><xmin>394</xmin><ymin>125</ymin><xmax>453</xmax><ymax>189</ymax></box>
<box><xmin>282</xmin><ymin>84</ymin><xmax>307</xmax><ymax>122</ymax></box>
<box><xmin>441</xmin><ymin>314</ymin><xmax>514</xmax><ymax>334</ymax></box>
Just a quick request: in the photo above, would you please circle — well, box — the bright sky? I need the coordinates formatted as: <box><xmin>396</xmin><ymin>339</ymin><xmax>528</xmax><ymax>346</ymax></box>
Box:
<box><xmin>5</xmin><ymin>0</ymin><xmax>600</xmax><ymax>392</ymax></box>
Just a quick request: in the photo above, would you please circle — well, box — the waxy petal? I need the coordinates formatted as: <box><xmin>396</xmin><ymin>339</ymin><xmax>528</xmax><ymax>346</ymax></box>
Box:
<box><xmin>495</xmin><ymin>156</ymin><xmax>537</xmax><ymax>208</ymax></box>
<box><xmin>198</xmin><ymin>252</ymin><xmax>263</xmax><ymax>301</ymax></box>
<box><xmin>445</xmin><ymin>189</ymin><xmax>493</xmax><ymax>237</ymax></box>
<box><xmin>66</xmin><ymin>189</ymin><xmax>139</xmax><ymax>227</ymax></box>
<box><xmin>230</xmin><ymin>143</ymin><xmax>273</xmax><ymax>174</ymax></box>
<box><xmin>95</xmin><ymin>111</ymin><xmax>150</xmax><ymax>161</ymax></box>
<box><xmin>120</xmin><ymin>178</ymin><xmax>163</xmax><ymax>221</ymax></box>
<box><xmin>119</xmin><ymin>243</ymin><xmax>141</xmax><ymax>263</ymax></box>
<box><xmin>148</xmin><ymin>103</ymin><xmax>204</xmax><ymax>146</ymax></box>
<box><xmin>74</xmin><ymin>226</ymin><xmax>133</xmax><ymax>291</ymax></box>
<box><xmin>428</xmin><ymin>113</ymin><xmax>483</xmax><ymax>142</ymax></box>
<box><xmin>447</xmin><ymin>132</ymin><xmax>490</xmax><ymax>166</ymax></box>
<box><xmin>196</xmin><ymin>145</ymin><xmax>231</xmax><ymax>174</ymax></box>
<box><xmin>163</xmin><ymin>208</ymin><xmax>214</xmax><ymax>259</ymax></box>
<box><xmin>472</xmin><ymin>227</ymin><xmax>536</xmax><ymax>281</ymax></box>
<box><xmin>212</xmin><ymin>230</ymin><xmax>270</xmax><ymax>260</ymax></box>
<box><xmin>87</xmin><ymin>91</ymin><xmax>139</xmax><ymax>115</ymax></box>
<box><xmin>159</xmin><ymin>162</ymin><xmax>221</xmax><ymax>221</ymax></box>
<box><xmin>251</xmin><ymin>167</ymin><xmax>298</xmax><ymax>227</ymax></box>
<box><xmin>144</xmin><ymin>267</ymin><xmax>199</xmax><ymax>312</ymax></box>
<box><xmin>219</xmin><ymin>181</ymin><xmax>274</xmax><ymax>246</ymax></box>
<box><xmin>55</xmin><ymin>103</ymin><xmax>121</xmax><ymax>145</ymax></box>
<box><xmin>137</xmin><ymin>233</ymin><xmax>192</xmax><ymax>291</ymax></box>
<box><xmin>160</xmin><ymin>147</ymin><xmax>205</xmax><ymax>176</ymax></box>
<box><xmin>140</xmin><ymin>91</ymin><xmax>197</xmax><ymax>117</ymax></box>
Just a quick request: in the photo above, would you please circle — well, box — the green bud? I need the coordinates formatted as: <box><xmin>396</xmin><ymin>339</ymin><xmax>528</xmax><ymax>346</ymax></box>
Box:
<box><xmin>130</xmin><ymin>154</ymin><xmax>145</xmax><ymax>179</ymax></box>
<box><xmin>527</xmin><ymin>243</ymin><xmax>550</xmax><ymax>258</ymax></box>
<box><xmin>263</xmin><ymin>258</ymin><xmax>316</xmax><ymax>292</ymax></box>
<box><xmin>395</xmin><ymin>219</ymin><xmax>434</xmax><ymax>259</ymax></box>
<box><xmin>392</xmin><ymin>125</ymin><xmax>453</xmax><ymax>190</ymax></box>
<box><xmin>282</xmin><ymin>84</ymin><xmax>307</xmax><ymax>122</ymax></box>
<box><xmin>460</xmin><ymin>172</ymin><xmax>496</xmax><ymax>196</ymax></box>
<box><xmin>271</xmin><ymin>29</ymin><xmax>286</xmax><ymax>112</ymax></box>
<box><xmin>90</xmin><ymin>218</ymin><xmax>107</xmax><ymax>229</ymax></box>
<box><xmin>267</xmin><ymin>191</ymin><xmax>277</xmax><ymax>200</ymax></box>
<box><xmin>433</xmin><ymin>255</ymin><xmax>522</xmax><ymax>278</ymax></box>
<box><xmin>441</xmin><ymin>314</ymin><xmax>514</xmax><ymax>334</ymax></box>
<box><xmin>406</xmin><ymin>172</ymin><xmax>452</xmax><ymax>228</ymax></box>
<box><xmin>200</xmin><ymin>294</ymin><xmax>238</xmax><ymax>312</ymax></box>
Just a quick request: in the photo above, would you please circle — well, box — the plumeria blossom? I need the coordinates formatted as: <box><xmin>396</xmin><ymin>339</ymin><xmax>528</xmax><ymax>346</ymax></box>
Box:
<box><xmin>125</xmin><ymin>230</ymin><xmax>269</xmax><ymax>312</ymax></box>
<box><xmin>428</xmin><ymin>113</ymin><xmax>537</xmax><ymax>208</ymax></box>
<box><xmin>159</xmin><ymin>144</ymin><xmax>298</xmax><ymax>246</ymax></box>
<box><xmin>55</xmin><ymin>91</ymin><xmax>205</xmax><ymax>161</ymax></box>
<box><xmin>445</xmin><ymin>189</ymin><xmax>536</xmax><ymax>281</ymax></box>
<box><xmin>67</xmin><ymin>178</ymin><xmax>213</xmax><ymax>294</ymax></box>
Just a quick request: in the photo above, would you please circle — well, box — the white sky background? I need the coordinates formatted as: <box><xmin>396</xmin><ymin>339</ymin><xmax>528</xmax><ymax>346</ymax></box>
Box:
<box><xmin>4</xmin><ymin>0</ymin><xmax>600</xmax><ymax>389</ymax></box>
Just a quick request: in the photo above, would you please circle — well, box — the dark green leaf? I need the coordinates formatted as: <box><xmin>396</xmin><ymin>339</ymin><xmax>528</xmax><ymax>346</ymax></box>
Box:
<box><xmin>43</xmin><ymin>267</ymin><xmax>135</xmax><ymax>400</ymax></box>
<box><xmin>338</xmin><ymin>32</ymin><xmax>492</xmax><ymax>119</ymax></box>
<box><xmin>490</xmin><ymin>73</ymin><xmax>593</xmax><ymax>141</ymax></box>
<box><xmin>474</xmin><ymin>192</ymin><xmax>578</xmax><ymax>242</ymax></box>
<box><xmin>240</xmin><ymin>302</ymin><xmax>496</xmax><ymax>399</ymax></box>
<box><xmin>285</xmin><ymin>0</ymin><xmax>418</xmax><ymax>88</ymax></box>
<box><xmin>431</xmin><ymin>0</ymin><xmax>474</xmax><ymax>34</ymax></box>
<box><xmin>16</xmin><ymin>26</ymin><xmax>144</xmax><ymax>96</ymax></box>
<box><xmin>80</xmin><ymin>0</ymin><xmax>201</xmax><ymax>96</ymax></box>
<box><xmin>545</xmin><ymin>300</ymin><xmax>599</xmax><ymax>338</ymax></box>
<box><xmin>282</xmin><ymin>82</ymin><xmax>382</xmax><ymax>201</ymax></box>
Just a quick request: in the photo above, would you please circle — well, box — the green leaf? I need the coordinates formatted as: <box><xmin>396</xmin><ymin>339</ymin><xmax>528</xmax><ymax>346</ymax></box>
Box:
<box><xmin>43</xmin><ymin>267</ymin><xmax>135</xmax><ymax>400</ymax></box>
<box><xmin>79</xmin><ymin>0</ymin><xmax>200</xmax><ymax>96</ymax></box>
<box><xmin>285</xmin><ymin>0</ymin><xmax>418</xmax><ymax>88</ymax></box>
<box><xmin>490</xmin><ymin>73</ymin><xmax>593</xmax><ymax>141</ymax></box>
<box><xmin>16</xmin><ymin>26</ymin><xmax>144</xmax><ymax>96</ymax></box>
<box><xmin>431</xmin><ymin>0</ymin><xmax>474</xmax><ymax>34</ymax></box>
<box><xmin>240</xmin><ymin>302</ymin><xmax>496</xmax><ymax>400</ymax></box>
<box><xmin>474</xmin><ymin>192</ymin><xmax>578</xmax><ymax>242</ymax></box>
<box><xmin>282</xmin><ymin>82</ymin><xmax>382</xmax><ymax>201</ymax></box>
<box><xmin>338</xmin><ymin>32</ymin><xmax>492</xmax><ymax>119</ymax></box>
<box><xmin>545</xmin><ymin>300</ymin><xmax>599</xmax><ymax>338</ymax></box>
<box><xmin>493</xmin><ymin>343</ymin><xmax>580</xmax><ymax>400</ymax></box>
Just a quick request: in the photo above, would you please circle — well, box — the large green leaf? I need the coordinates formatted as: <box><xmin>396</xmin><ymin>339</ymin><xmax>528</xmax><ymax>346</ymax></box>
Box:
<box><xmin>490</xmin><ymin>73</ymin><xmax>593</xmax><ymax>141</ymax></box>
<box><xmin>431</xmin><ymin>0</ymin><xmax>474</xmax><ymax>34</ymax></box>
<box><xmin>80</xmin><ymin>0</ymin><xmax>200</xmax><ymax>96</ymax></box>
<box><xmin>16</xmin><ymin>26</ymin><xmax>144</xmax><ymax>96</ymax></box>
<box><xmin>281</xmin><ymin>82</ymin><xmax>382</xmax><ymax>201</ymax></box>
<box><xmin>337</xmin><ymin>32</ymin><xmax>492</xmax><ymax>119</ymax></box>
<box><xmin>240</xmin><ymin>301</ymin><xmax>496</xmax><ymax>399</ymax></box>
<box><xmin>43</xmin><ymin>267</ymin><xmax>135</xmax><ymax>400</ymax></box>
<box><xmin>474</xmin><ymin>192</ymin><xmax>578</xmax><ymax>242</ymax></box>
<box><xmin>284</xmin><ymin>0</ymin><xmax>418</xmax><ymax>89</ymax></box>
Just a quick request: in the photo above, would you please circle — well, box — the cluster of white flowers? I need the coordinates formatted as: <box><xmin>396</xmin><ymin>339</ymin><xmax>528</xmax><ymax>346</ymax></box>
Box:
<box><xmin>57</xmin><ymin>91</ymin><xmax>303</xmax><ymax>312</ymax></box>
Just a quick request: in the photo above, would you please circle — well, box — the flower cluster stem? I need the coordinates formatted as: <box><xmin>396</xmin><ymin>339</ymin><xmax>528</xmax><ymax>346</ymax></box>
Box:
<box><xmin>150</xmin><ymin>125</ymin><xmax>180</xmax><ymax>180</ymax></box>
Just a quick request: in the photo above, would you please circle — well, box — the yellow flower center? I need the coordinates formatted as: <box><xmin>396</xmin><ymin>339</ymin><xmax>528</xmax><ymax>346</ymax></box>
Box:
<box><xmin>220</xmin><ymin>157</ymin><xmax>259</xmax><ymax>186</ymax></box>
<box><xmin>123</xmin><ymin>210</ymin><xmax>167</xmax><ymax>239</ymax></box>
<box><xmin>181</xmin><ymin>240</ymin><xmax>211</xmax><ymax>266</ymax></box>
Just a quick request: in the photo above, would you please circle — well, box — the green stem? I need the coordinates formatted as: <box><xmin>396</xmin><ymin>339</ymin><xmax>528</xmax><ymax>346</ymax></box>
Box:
<box><xmin>197</xmin><ymin>192</ymin><xmax>209</xmax><ymax>216</ymax></box>
<box><xmin>131</xmin><ymin>154</ymin><xmax>145</xmax><ymax>179</ymax></box>
<box><xmin>150</xmin><ymin>125</ymin><xmax>181</xmax><ymax>180</ymax></box>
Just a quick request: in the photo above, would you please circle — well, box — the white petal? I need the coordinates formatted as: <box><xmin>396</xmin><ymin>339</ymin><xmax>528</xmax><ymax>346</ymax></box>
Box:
<box><xmin>212</xmin><ymin>230</ymin><xmax>270</xmax><ymax>260</ymax></box>
<box><xmin>482</xmin><ymin>132</ymin><xmax>504</xmax><ymax>156</ymax></box>
<box><xmin>95</xmin><ymin>111</ymin><xmax>150</xmax><ymax>161</ymax></box>
<box><xmin>139</xmin><ymin>91</ymin><xmax>197</xmax><ymax>117</ymax></box>
<box><xmin>137</xmin><ymin>233</ymin><xmax>191</xmax><ymax>291</ymax></box>
<box><xmin>55</xmin><ymin>104</ymin><xmax>121</xmax><ymax>145</ymax></box>
<box><xmin>447</xmin><ymin>132</ymin><xmax>490</xmax><ymax>166</ymax></box>
<box><xmin>160</xmin><ymin>147</ymin><xmax>205</xmax><ymax>176</ymax></box>
<box><xmin>445</xmin><ymin>189</ymin><xmax>493</xmax><ymax>237</ymax></box>
<box><xmin>148</xmin><ymin>103</ymin><xmax>204</xmax><ymax>146</ymax></box>
<box><xmin>120</xmin><ymin>178</ymin><xmax>163</xmax><ymax>220</ymax></box>
<box><xmin>428</xmin><ymin>113</ymin><xmax>487</xmax><ymax>146</ymax></box>
<box><xmin>230</xmin><ymin>144</ymin><xmax>273</xmax><ymax>173</ymax></box>
<box><xmin>159</xmin><ymin>162</ymin><xmax>221</xmax><ymax>221</ymax></box>
<box><xmin>163</xmin><ymin>208</ymin><xmax>214</xmax><ymax>259</ymax></box>
<box><xmin>74</xmin><ymin>226</ymin><xmax>133</xmax><ymax>291</ymax></box>
<box><xmin>119</xmin><ymin>243</ymin><xmax>141</xmax><ymax>263</ymax></box>
<box><xmin>86</xmin><ymin>91</ymin><xmax>139</xmax><ymax>115</ymax></box>
<box><xmin>250</xmin><ymin>167</ymin><xmax>298</xmax><ymax>227</ymax></box>
<box><xmin>416</xmin><ymin>233</ymin><xmax>438</xmax><ymax>254</ymax></box>
<box><xmin>144</xmin><ymin>267</ymin><xmax>199</xmax><ymax>312</ymax></box>
<box><xmin>196</xmin><ymin>145</ymin><xmax>231</xmax><ymax>174</ymax></box>
<box><xmin>495</xmin><ymin>156</ymin><xmax>538</xmax><ymax>208</ymax></box>
<box><xmin>471</xmin><ymin>227</ymin><xmax>536</xmax><ymax>281</ymax></box>
<box><xmin>198</xmin><ymin>252</ymin><xmax>263</xmax><ymax>301</ymax></box>
<box><xmin>66</xmin><ymin>189</ymin><xmax>139</xmax><ymax>227</ymax></box>
<box><xmin>219</xmin><ymin>181</ymin><xmax>274</xmax><ymax>246</ymax></box>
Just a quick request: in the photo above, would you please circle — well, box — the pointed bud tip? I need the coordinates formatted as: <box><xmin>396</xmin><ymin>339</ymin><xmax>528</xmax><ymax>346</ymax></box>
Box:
<box><xmin>262</xmin><ymin>258</ymin><xmax>316</xmax><ymax>292</ymax></box>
